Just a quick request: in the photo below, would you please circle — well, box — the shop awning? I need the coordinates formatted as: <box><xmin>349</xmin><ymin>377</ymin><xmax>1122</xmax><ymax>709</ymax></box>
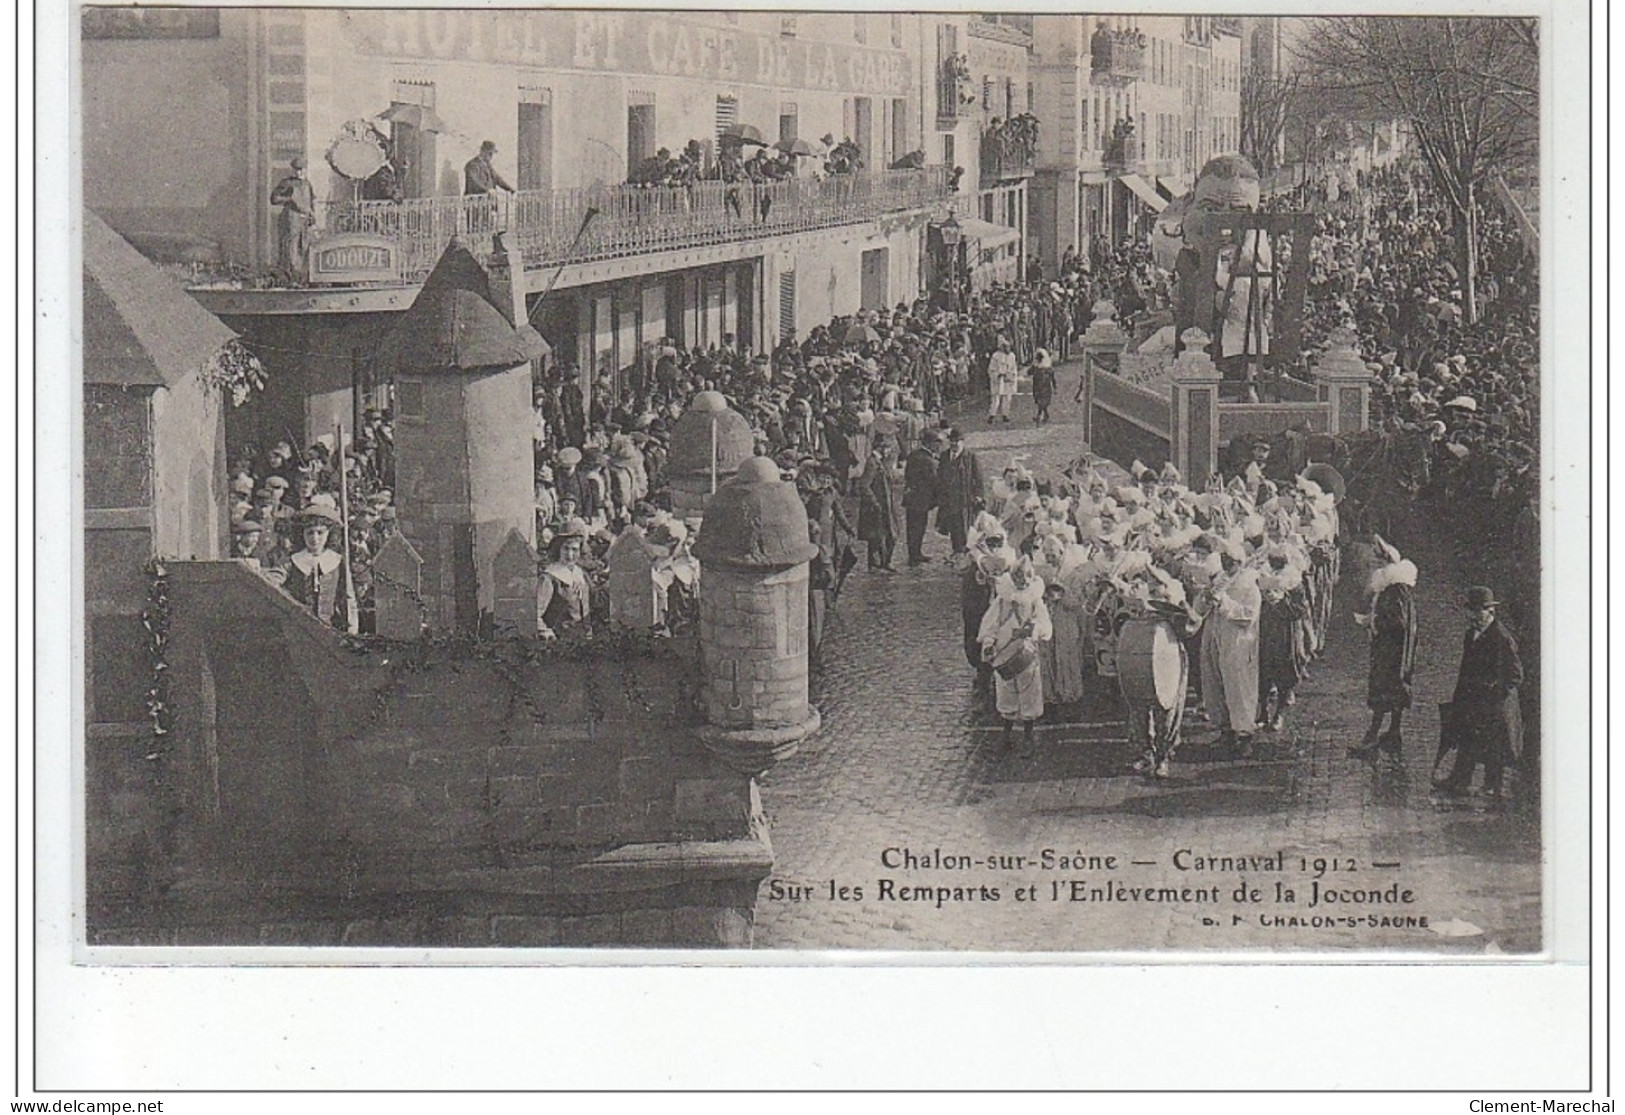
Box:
<box><xmin>1118</xmin><ymin>173</ymin><xmax>1168</xmax><ymax>214</ymax></box>
<box><xmin>959</xmin><ymin>217</ymin><xmax>1023</xmax><ymax>252</ymax></box>
<box><xmin>1157</xmin><ymin>175</ymin><xmax>1190</xmax><ymax>199</ymax></box>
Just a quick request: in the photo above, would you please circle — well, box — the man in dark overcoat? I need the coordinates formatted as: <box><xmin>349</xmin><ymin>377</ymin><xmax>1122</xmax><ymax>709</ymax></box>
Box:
<box><xmin>1436</xmin><ymin>585</ymin><xmax>1524</xmax><ymax>799</ymax></box>
<box><xmin>858</xmin><ymin>442</ymin><xmax>899</xmax><ymax>572</ymax></box>
<box><xmin>902</xmin><ymin>428</ymin><xmax>942</xmax><ymax>566</ymax></box>
<box><xmin>935</xmin><ymin>427</ymin><xmax>985</xmax><ymax>554</ymax></box>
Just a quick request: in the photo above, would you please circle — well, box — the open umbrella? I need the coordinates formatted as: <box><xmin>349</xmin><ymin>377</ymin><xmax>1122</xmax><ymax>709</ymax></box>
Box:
<box><xmin>844</xmin><ymin>323</ymin><xmax>882</xmax><ymax>345</ymax></box>
<box><xmin>774</xmin><ymin>137</ymin><xmax>823</xmax><ymax>157</ymax></box>
<box><xmin>721</xmin><ymin>123</ymin><xmax>768</xmax><ymax>146</ymax></box>
<box><xmin>378</xmin><ymin>102</ymin><xmax>447</xmax><ymax>134</ymax></box>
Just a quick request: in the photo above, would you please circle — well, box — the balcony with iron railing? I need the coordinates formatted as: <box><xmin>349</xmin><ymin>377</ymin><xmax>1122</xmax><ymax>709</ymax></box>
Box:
<box><xmin>324</xmin><ymin>167</ymin><xmax>955</xmax><ymax>282</ymax></box>
<box><xmin>1091</xmin><ymin>27</ymin><xmax>1146</xmax><ymax>86</ymax></box>
<box><xmin>1104</xmin><ymin>134</ymin><xmax>1143</xmax><ymax>172</ymax></box>
<box><xmin>979</xmin><ymin>116</ymin><xmax>1038</xmax><ymax>182</ymax></box>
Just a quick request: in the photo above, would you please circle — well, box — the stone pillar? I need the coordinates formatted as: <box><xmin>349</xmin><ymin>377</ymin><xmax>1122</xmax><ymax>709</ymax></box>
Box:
<box><xmin>1313</xmin><ymin>327</ymin><xmax>1374</xmax><ymax>436</ymax></box>
<box><xmin>691</xmin><ymin>457</ymin><xmax>821</xmax><ymax>776</ymax></box>
<box><xmin>1078</xmin><ymin>299</ymin><xmax>1129</xmax><ymax>447</ymax></box>
<box><xmin>666</xmin><ymin>391</ymin><xmax>756</xmax><ymax>522</ymax></box>
<box><xmin>1170</xmin><ymin>328</ymin><xmax>1222</xmax><ymax>489</ymax></box>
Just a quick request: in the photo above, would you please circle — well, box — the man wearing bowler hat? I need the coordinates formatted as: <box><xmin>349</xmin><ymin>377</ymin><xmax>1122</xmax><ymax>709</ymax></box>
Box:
<box><xmin>463</xmin><ymin>140</ymin><xmax>514</xmax><ymax>196</ymax></box>
<box><xmin>936</xmin><ymin>427</ymin><xmax>985</xmax><ymax>555</ymax></box>
<box><xmin>1436</xmin><ymin>585</ymin><xmax>1524</xmax><ymax>800</ymax></box>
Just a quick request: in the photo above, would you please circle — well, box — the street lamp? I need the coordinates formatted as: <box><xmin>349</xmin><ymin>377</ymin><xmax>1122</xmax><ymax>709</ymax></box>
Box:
<box><xmin>938</xmin><ymin>210</ymin><xmax>962</xmax><ymax>247</ymax></box>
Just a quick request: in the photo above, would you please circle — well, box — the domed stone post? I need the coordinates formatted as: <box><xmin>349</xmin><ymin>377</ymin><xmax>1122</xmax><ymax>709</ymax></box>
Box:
<box><xmin>1170</xmin><ymin>327</ymin><xmax>1222</xmax><ymax>488</ymax></box>
<box><xmin>1078</xmin><ymin>299</ymin><xmax>1129</xmax><ymax>446</ymax></box>
<box><xmin>1313</xmin><ymin>326</ymin><xmax>1374</xmax><ymax>436</ymax></box>
<box><xmin>666</xmin><ymin>391</ymin><xmax>757</xmax><ymax>521</ymax></box>
<box><xmin>691</xmin><ymin>457</ymin><xmax>822</xmax><ymax>776</ymax></box>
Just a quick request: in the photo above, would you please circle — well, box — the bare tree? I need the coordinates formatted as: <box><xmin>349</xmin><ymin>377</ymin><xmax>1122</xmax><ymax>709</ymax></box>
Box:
<box><xmin>1291</xmin><ymin>17</ymin><xmax>1538</xmax><ymax>323</ymax></box>
<box><xmin>1240</xmin><ymin>70</ymin><xmax>1299</xmax><ymax>174</ymax></box>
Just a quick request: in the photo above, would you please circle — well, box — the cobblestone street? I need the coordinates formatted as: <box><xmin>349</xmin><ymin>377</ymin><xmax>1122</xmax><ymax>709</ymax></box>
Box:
<box><xmin>755</xmin><ymin>364</ymin><xmax>1541</xmax><ymax>953</ymax></box>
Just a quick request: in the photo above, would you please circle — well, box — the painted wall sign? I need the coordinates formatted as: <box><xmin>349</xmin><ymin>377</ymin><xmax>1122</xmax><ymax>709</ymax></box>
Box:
<box><xmin>341</xmin><ymin>10</ymin><xmax>911</xmax><ymax>96</ymax></box>
<box><xmin>308</xmin><ymin>232</ymin><xmax>403</xmax><ymax>286</ymax></box>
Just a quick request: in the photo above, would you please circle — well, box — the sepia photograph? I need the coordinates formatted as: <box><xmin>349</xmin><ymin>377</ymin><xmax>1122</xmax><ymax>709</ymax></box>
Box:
<box><xmin>73</xmin><ymin>4</ymin><xmax>1560</xmax><ymax>965</ymax></box>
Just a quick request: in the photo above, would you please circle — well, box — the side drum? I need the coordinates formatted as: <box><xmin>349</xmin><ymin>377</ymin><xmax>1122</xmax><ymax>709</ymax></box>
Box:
<box><xmin>992</xmin><ymin>637</ymin><xmax>1038</xmax><ymax>680</ymax></box>
<box><xmin>1115</xmin><ymin>617</ymin><xmax>1185</xmax><ymax>709</ymax></box>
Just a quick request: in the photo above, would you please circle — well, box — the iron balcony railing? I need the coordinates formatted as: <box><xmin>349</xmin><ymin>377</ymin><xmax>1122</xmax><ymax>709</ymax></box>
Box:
<box><xmin>326</xmin><ymin>166</ymin><xmax>955</xmax><ymax>281</ymax></box>
<box><xmin>1104</xmin><ymin>135</ymin><xmax>1142</xmax><ymax>171</ymax></box>
<box><xmin>1090</xmin><ymin>28</ymin><xmax>1146</xmax><ymax>86</ymax></box>
<box><xmin>980</xmin><ymin>147</ymin><xmax>1036</xmax><ymax>181</ymax></box>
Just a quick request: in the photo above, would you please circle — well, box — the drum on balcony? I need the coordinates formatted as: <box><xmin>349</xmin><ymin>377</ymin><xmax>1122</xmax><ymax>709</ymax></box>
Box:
<box><xmin>1116</xmin><ymin>617</ymin><xmax>1185</xmax><ymax>709</ymax></box>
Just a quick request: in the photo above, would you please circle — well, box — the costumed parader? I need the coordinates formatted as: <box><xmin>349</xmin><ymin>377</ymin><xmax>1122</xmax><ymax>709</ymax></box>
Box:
<box><xmin>978</xmin><ymin>555</ymin><xmax>1054</xmax><ymax>752</ymax></box>
<box><xmin>962</xmin><ymin>513</ymin><xmax>1017</xmax><ymax>693</ymax></box>
<box><xmin>1118</xmin><ymin>570</ymin><xmax>1201</xmax><ymax>780</ymax></box>
<box><xmin>1349</xmin><ymin>535</ymin><xmax>1419</xmax><ymax>768</ymax></box>
<box><xmin>1198</xmin><ymin>535</ymin><xmax>1263</xmax><ymax>756</ymax></box>
<box><xmin>1035</xmin><ymin>527</ymin><xmax>1090</xmax><ymax>708</ymax></box>
<box><xmin>1256</xmin><ymin>542</ymin><xmax>1312</xmax><ymax>734</ymax></box>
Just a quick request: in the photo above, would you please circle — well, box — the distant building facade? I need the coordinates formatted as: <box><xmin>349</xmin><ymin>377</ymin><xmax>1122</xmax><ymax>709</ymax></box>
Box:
<box><xmin>1028</xmin><ymin>13</ymin><xmax>1242</xmax><ymax>273</ymax></box>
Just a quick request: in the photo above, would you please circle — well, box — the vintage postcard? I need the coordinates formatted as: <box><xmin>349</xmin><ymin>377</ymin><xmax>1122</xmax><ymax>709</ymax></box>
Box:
<box><xmin>68</xmin><ymin>3</ymin><xmax>1574</xmax><ymax>960</ymax></box>
<box><xmin>35</xmin><ymin>0</ymin><xmax>1599</xmax><ymax>1094</ymax></box>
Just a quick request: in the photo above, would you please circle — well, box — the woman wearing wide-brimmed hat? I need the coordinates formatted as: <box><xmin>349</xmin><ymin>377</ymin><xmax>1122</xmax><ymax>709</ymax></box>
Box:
<box><xmin>536</xmin><ymin>518</ymin><xmax>592</xmax><ymax>640</ymax></box>
<box><xmin>279</xmin><ymin>500</ymin><xmax>347</xmax><ymax>628</ymax></box>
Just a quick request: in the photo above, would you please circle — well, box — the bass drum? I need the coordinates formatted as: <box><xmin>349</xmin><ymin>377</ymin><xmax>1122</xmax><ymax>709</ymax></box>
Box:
<box><xmin>1115</xmin><ymin>617</ymin><xmax>1185</xmax><ymax>709</ymax></box>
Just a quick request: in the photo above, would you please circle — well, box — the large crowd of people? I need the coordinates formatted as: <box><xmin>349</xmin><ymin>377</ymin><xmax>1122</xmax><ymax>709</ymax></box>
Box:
<box><xmin>224</xmin><ymin>151</ymin><xmax>1536</xmax><ymax>799</ymax></box>
<box><xmin>1276</xmin><ymin>163</ymin><xmax>1540</xmax><ymax>528</ymax></box>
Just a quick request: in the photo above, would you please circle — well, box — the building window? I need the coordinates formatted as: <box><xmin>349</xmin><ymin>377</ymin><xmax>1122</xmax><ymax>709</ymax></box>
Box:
<box><xmin>518</xmin><ymin>85</ymin><xmax>552</xmax><ymax>193</ymax></box>
<box><xmin>890</xmin><ymin>13</ymin><xmax>903</xmax><ymax>47</ymax></box>
<box><xmin>396</xmin><ymin>381</ymin><xmax>426</xmax><ymax>421</ymax></box>
<box><xmin>628</xmin><ymin>94</ymin><xmax>657</xmax><ymax>176</ymax></box>
<box><xmin>943</xmin><ymin>133</ymin><xmax>955</xmax><ymax>169</ymax></box>
<box><xmin>982</xmin><ymin>78</ymin><xmax>993</xmax><ymax>112</ymax></box>
<box><xmin>853</xmin><ymin>97</ymin><xmax>873</xmax><ymax>164</ymax></box>
<box><xmin>389</xmin><ymin>79</ymin><xmax>437</xmax><ymax>198</ymax></box>
<box><xmin>714</xmin><ymin>93</ymin><xmax>737</xmax><ymax>150</ymax></box>
<box><xmin>779</xmin><ymin>103</ymin><xmax>798</xmax><ymax>146</ymax></box>
<box><xmin>778</xmin><ymin>271</ymin><xmax>796</xmax><ymax>342</ymax></box>
<box><xmin>853</xmin><ymin>13</ymin><xmax>866</xmax><ymax>44</ymax></box>
<box><xmin>780</xmin><ymin>15</ymin><xmax>797</xmax><ymax>38</ymax></box>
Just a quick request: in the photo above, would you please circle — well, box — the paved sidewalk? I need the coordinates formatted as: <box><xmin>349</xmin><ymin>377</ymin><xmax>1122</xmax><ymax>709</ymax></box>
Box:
<box><xmin>754</xmin><ymin>368</ymin><xmax>1541</xmax><ymax>953</ymax></box>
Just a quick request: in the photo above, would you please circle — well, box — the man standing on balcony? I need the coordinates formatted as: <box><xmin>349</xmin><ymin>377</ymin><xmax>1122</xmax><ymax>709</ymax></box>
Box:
<box><xmin>269</xmin><ymin>157</ymin><xmax>315</xmax><ymax>285</ymax></box>
<box><xmin>464</xmin><ymin>140</ymin><xmax>514</xmax><ymax>196</ymax></box>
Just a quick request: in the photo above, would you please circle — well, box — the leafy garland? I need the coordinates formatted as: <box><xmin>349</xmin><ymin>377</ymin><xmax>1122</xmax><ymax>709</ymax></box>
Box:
<box><xmin>141</xmin><ymin>558</ymin><xmax>173</xmax><ymax>751</ymax></box>
<box><xmin>198</xmin><ymin>339</ymin><xmax>268</xmax><ymax>408</ymax></box>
